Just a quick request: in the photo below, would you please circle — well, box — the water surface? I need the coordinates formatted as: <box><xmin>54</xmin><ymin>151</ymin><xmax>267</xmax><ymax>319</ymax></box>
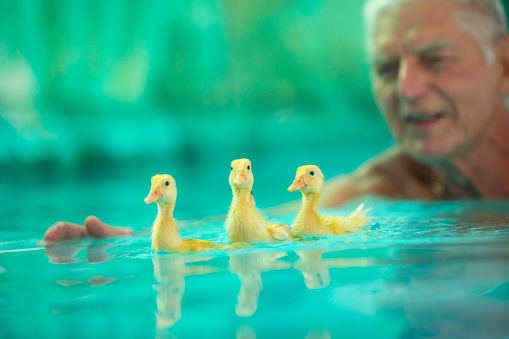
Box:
<box><xmin>1</xmin><ymin>198</ymin><xmax>509</xmax><ymax>339</ymax></box>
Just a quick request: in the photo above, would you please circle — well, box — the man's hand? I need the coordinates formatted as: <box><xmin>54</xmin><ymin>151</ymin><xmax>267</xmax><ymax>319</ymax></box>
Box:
<box><xmin>43</xmin><ymin>216</ymin><xmax>134</xmax><ymax>242</ymax></box>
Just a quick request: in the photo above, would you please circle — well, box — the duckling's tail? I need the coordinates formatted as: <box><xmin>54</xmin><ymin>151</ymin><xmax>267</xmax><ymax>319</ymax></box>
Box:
<box><xmin>267</xmin><ymin>223</ymin><xmax>293</xmax><ymax>241</ymax></box>
<box><xmin>347</xmin><ymin>203</ymin><xmax>373</xmax><ymax>229</ymax></box>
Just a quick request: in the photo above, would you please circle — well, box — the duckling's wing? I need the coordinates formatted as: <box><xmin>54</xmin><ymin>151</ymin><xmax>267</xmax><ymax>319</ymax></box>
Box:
<box><xmin>267</xmin><ymin>223</ymin><xmax>292</xmax><ymax>241</ymax></box>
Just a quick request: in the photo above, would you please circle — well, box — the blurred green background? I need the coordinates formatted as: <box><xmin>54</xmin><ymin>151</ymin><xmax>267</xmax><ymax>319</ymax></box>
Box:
<box><xmin>1</xmin><ymin>0</ymin><xmax>509</xmax><ymax>228</ymax></box>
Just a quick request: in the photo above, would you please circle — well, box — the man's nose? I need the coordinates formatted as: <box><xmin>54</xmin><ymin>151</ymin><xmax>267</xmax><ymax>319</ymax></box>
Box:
<box><xmin>397</xmin><ymin>57</ymin><xmax>428</xmax><ymax>101</ymax></box>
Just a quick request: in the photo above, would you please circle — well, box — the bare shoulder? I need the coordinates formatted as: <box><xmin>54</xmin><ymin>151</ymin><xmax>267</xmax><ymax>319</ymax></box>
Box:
<box><xmin>321</xmin><ymin>147</ymin><xmax>420</xmax><ymax>208</ymax></box>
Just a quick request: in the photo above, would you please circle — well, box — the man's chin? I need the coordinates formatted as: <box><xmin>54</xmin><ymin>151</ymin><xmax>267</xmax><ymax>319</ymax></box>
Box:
<box><xmin>402</xmin><ymin>139</ymin><xmax>456</xmax><ymax>164</ymax></box>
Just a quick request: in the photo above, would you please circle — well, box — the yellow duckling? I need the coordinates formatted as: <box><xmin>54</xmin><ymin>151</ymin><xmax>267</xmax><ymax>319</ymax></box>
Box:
<box><xmin>225</xmin><ymin>159</ymin><xmax>292</xmax><ymax>243</ymax></box>
<box><xmin>145</xmin><ymin>174</ymin><xmax>217</xmax><ymax>253</ymax></box>
<box><xmin>288</xmin><ymin>165</ymin><xmax>372</xmax><ymax>235</ymax></box>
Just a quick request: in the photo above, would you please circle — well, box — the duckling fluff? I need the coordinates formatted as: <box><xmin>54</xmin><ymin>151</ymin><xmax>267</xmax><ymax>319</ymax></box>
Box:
<box><xmin>225</xmin><ymin>159</ymin><xmax>292</xmax><ymax>243</ymax></box>
<box><xmin>288</xmin><ymin>165</ymin><xmax>373</xmax><ymax>235</ymax></box>
<box><xmin>145</xmin><ymin>174</ymin><xmax>217</xmax><ymax>253</ymax></box>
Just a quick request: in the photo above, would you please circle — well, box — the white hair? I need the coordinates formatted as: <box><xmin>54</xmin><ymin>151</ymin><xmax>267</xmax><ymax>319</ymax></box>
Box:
<box><xmin>363</xmin><ymin>0</ymin><xmax>508</xmax><ymax>64</ymax></box>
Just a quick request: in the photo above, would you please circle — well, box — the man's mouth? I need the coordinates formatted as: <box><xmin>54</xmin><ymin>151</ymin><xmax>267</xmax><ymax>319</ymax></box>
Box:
<box><xmin>405</xmin><ymin>112</ymin><xmax>445</xmax><ymax>126</ymax></box>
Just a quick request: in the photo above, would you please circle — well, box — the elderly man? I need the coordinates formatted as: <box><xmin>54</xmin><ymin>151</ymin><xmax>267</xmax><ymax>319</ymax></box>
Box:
<box><xmin>44</xmin><ymin>0</ymin><xmax>509</xmax><ymax>241</ymax></box>
<box><xmin>322</xmin><ymin>0</ymin><xmax>509</xmax><ymax>206</ymax></box>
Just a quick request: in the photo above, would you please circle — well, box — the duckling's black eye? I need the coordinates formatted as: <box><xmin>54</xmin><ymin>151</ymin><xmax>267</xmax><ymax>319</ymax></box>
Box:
<box><xmin>165</xmin><ymin>181</ymin><xmax>170</xmax><ymax>186</ymax></box>
<box><xmin>309</xmin><ymin>171</ymin><xmax>315</xmax><ymax>176</ymax></box>
<box><xmin>247</xmin><ymin>165</ymin><xmax>250</xmax><ymax>170</ymax></box>
<box><xmin>231</xmin><ymin>167</ymin><xmax>233</xmax><ymax>171</ymax></box>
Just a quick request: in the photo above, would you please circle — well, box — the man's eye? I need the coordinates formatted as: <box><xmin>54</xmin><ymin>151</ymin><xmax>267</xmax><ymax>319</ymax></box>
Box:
<box><xmin>423</xmin><ymin>55</ymin><xmax>450</xmax><ymax>68</ymax></box>
<box><xmin>375</xmin><ymin>63</ymin><xmax>399</xmax><ymax>79</ymax></box>
<box><xmin>427</xmin><ymin>56</ymin><xmax>443</xmax><ymax>64</ymax></box>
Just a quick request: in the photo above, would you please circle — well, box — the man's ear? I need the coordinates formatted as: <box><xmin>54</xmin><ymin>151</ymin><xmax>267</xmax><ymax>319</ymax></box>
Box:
<box><xmin>496</xmin><ymin>35</ymin><xmax>509</xmax><ymax>95</ymax></box>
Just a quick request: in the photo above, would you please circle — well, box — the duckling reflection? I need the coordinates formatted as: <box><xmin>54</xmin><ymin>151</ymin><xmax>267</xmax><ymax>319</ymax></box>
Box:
<box><xmin>294</xmin><ymin>249</ymin><xmax>330</xmax><ymax>290</ymax></box>
<box><xmin>305</xmin><ymin>329</ymin><xmax>331</xmax><ymax>339</ymax></box>
<box><xmin>153</xmin><ymin>256</ymin><xmax>185</xmax><ymax>330</ymax></box>
<box><xmin>153</xmin><ymin>255</ymin><xmax>216</xmax><ymax>332</ymax></box>
<box><xmin>229</xmin><ymin>250</ymin><xmax>290</xmax><ymax>317</ymax></box>
<box><xmin>236</xmin><ymin>325</ymin><xmax>256</xmax><ymax>339</ymax></box>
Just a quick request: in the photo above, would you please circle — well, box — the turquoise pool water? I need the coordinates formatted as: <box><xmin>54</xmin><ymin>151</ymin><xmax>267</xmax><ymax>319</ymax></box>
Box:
<box><xmin>1</xmin><ymin>164</ymin><xmax>509</xmax><ymax>339</ymax></box>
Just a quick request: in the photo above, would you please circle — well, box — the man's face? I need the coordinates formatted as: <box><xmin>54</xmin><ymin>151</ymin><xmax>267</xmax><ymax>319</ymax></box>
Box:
<box><xmin>369</xmin><ymin>0</ymin><xmax>503</xmax><ymax>162</ymax></box>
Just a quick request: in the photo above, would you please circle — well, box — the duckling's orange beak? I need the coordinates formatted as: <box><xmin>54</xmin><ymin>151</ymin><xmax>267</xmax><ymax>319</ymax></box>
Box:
<box><xmin>233</xmin><ymin>170</ymin><xmax>246</xmax><ymax>185</ymax></box>
<box><xmin>288</xmin><ymin>176</ymin><xmax>307</xmax><ymax>192</ymax></box>
<box><xmin>144</xmin><ymin>187</ymin><xmax>162</xmax><ymax>204</ymax></box>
